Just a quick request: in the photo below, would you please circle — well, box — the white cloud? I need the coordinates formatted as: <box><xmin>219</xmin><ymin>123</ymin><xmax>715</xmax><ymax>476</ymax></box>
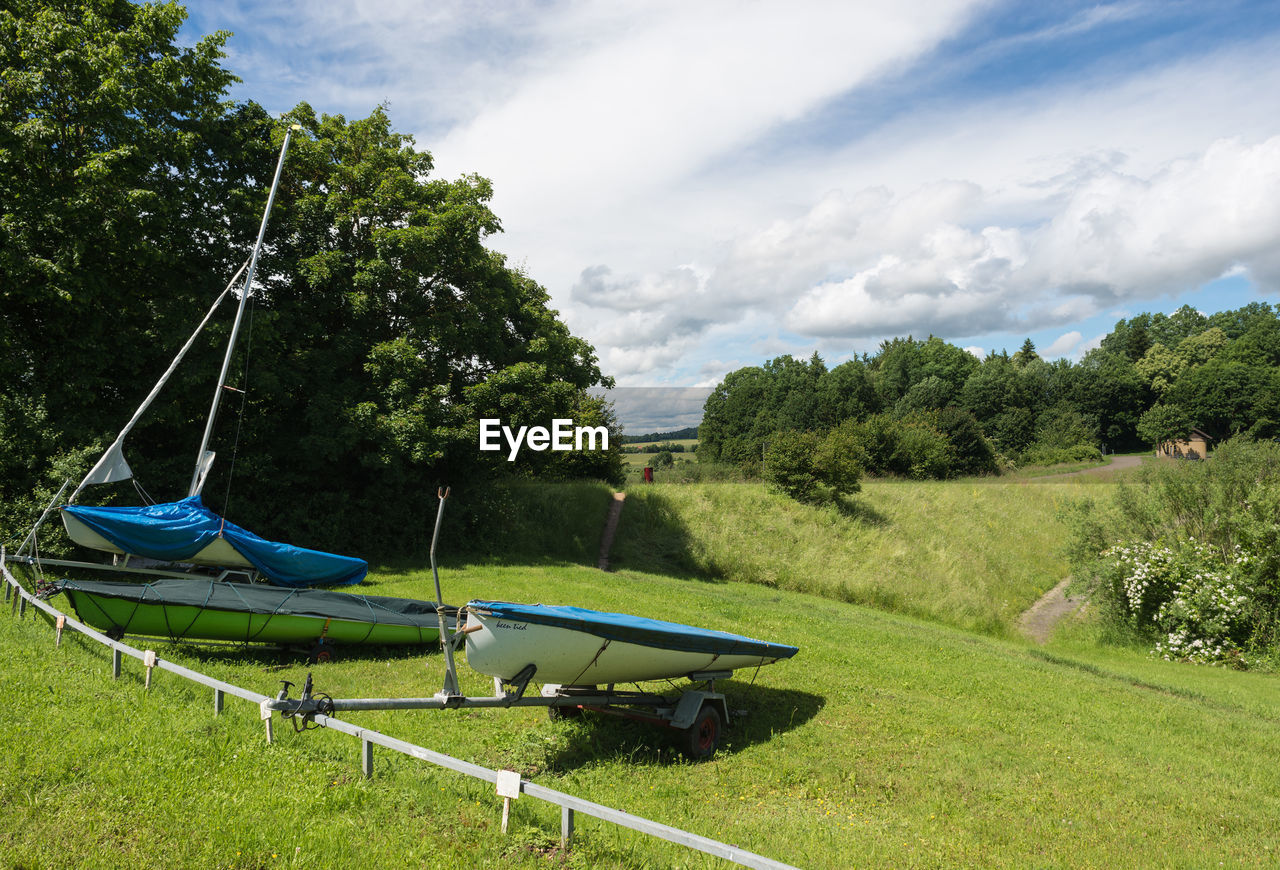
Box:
<box><xmin>1044</xmin><ymin>331</ymin><xmax>1083</xmax><ymax>358</ymax></box>
<box><xmin>194</xmin><ymin>4</ymin><xmax>1280</xmax><ymax>384</ymax></box>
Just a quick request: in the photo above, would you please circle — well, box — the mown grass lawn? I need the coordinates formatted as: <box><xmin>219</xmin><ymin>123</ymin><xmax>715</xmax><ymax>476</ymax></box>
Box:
<box><xmin>5</xmin><ymin>550</ymin><xmax>1280</xmax><ymax>869</ymax></box>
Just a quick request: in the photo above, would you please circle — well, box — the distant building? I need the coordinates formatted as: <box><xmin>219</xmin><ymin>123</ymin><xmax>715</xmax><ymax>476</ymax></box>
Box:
<box><xmin>1157</xmin><ymin>428</ymin><xmax>1212</xmax><ymax>460</ymax></box>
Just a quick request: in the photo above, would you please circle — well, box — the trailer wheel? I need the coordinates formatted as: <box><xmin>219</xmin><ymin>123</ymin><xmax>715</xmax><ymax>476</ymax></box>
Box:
<box><xmin>681</xmin><ymin>704</ymin><xmax>722</xmax><ymax>760</ymax></box>
<box><xmin>308</xmin><ymin>639</ymin><xmax>334</xmax><ymax>664</ymax></box>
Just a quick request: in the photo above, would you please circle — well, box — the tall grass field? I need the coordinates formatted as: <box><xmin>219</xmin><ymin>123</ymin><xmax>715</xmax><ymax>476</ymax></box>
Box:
<box><xmin>611</xmin><ymin>479</ymin><xmax>1106</xmax><ymax>636</ymax></box>
<box><xmin>4</xmin><ymin>474</ymin><xmax>1279</xmax><ymax>868</ymax></box>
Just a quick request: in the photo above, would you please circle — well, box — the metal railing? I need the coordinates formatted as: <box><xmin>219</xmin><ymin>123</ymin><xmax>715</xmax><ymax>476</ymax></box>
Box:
<box><xmin>2</xmin><ymin>550</ymin><xmax>798</xmax><ymax>869</ymax></box>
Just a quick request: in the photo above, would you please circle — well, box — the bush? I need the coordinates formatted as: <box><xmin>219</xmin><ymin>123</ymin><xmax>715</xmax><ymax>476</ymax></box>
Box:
<box><xmin>762</xmin><ymin>429</ymin><xmax>863</xmax><ymax>503</ymax></box>
<box><xmin>763</xmin><ymin>431</ymin><xmax>821</xmax><ymax>501</ymax></box>
<box><xmin>1096</xmin><ymin>540</ymin><xmax>1253</xmax><ymax>666</ymax></box>
<box><xmin>1069</xmin><ymin>437</ymin><xmax>1280</xmax><ymax>667</ymax></box>
<box><xmin>926</xmin><ymin>407</ymin><xmax>998</xmax><ymax>476</ymax></box>
<box><xmin>844</xmin><ymin>413</ymin><xmax>955</xmax><ymax>479</ymax></box>
<box><xmin>1021</xmin><ymin>443</ymin><xmax>1103</xmax><ymax>466</ymax></box>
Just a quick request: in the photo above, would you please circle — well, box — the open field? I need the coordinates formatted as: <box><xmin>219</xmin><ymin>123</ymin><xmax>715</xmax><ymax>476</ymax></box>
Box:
<box><xmin>5</xmin><ymin>553</ymin><xmax>1280</xmax><ymax>869</ymax></box>
<box><xmin>622</xmin><ymin>439</ymin><xmax>700</xmax><ymax>452</ymax></box>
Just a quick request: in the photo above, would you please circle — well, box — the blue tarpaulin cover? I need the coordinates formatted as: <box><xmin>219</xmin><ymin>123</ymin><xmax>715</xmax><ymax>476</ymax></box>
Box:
<box><xmin>61</xmin><ymin>496</ymin><xmax>367</xmax><ymax>587</ymax></box>
<box><xmin>466</xmin><ymin>599</ymin><xmax>799</xmax><ymax>659</ymax></box>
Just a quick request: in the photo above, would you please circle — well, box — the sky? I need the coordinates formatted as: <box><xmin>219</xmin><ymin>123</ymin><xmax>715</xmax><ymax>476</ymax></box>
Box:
<box><xmin>180</xmin><ymin>1</ymin><xmax>1280</xmax><ymax>431</ymax></box>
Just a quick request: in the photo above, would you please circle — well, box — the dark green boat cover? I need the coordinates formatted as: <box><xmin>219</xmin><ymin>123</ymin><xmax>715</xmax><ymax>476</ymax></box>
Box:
<box><xmin>50</xmin><ymin>578</ymin><xmax>442</xmax><ymax>626</ymax></box>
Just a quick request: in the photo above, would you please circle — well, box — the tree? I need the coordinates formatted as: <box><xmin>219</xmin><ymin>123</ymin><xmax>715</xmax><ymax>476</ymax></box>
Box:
<box><xmin>1136</xmin><ymin>403</ymin><xmax>1193</xmax><ymax>448</ymax></box>
<box><xmin>699</xmin><ymin>365</ymin><xmax>770</xmax><ymax>464</ymax></box>
<box><xmin>927</xmin><ymin>407</ymin><xmax>997</xmax><ymax>475</ymax></box>
<box><xmin>895</xmin><ymin>375</ymin><xmax>952</xmax><ymax>414</ymax></box>
<box><xmin>217</xmin><ymin>104</ymin><xmax>615</xmax><ymax>548</ymax></box>
<box><xmin>763</xmin><ymin>431</ymin><xmax>821</xmax><ymax>501</ymax></box>
<box><xmin>815</xmin><ymin>359</ymin><xmax>880</xmax><ymax>426</ymax></box>
<box><xmin>762</xmin><ymin>428</ymin><xmax>863</xmax><ymax>503</ymax></box>
<box><xmin>1164</xmin><ymin>359</ymin><xmax>1280</xmax><ymax>443</ymax></box>
<box><xmin>1072</xmin><ymin>349</ymin><xmax>1149</xmax><ymax>450</ymax></box>
<box><xmin>1</xmin><ymin>4</ymin><xmax>619</xmax><ymax>552</ymax></box>
<box><xmin>1</xmin><ymin>0</ymin><xmax>258</xmax><ymax>534</ymax></box>
<box><xmin>1012</xmin><ymin>338</ymin><xmax>1040</xmax><ymax>368</ymax></box>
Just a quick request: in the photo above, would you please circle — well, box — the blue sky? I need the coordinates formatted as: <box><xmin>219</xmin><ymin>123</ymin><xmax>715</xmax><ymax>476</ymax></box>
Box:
<box><xmin>180</xmin><ymin>1</ymin><xmax>1280</xmax><ymax>429</ymax></box>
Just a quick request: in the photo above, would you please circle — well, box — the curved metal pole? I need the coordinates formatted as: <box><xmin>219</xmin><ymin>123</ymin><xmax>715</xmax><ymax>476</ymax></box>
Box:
<box><xmin>430</xmin><ymin>487</ymin><xmax>461</xmax><ymax>697</ymax></box>
<box><xmin>188</xmin><ymin>124</ymin><xmax>302</xmax><ymax>498</ymax></box>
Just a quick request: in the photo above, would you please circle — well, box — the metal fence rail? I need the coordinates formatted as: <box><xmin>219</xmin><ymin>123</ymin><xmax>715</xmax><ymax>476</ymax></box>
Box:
<box><xmin>2</xmin><ymin>551</ymin><xmax>798</xmax><ymax>870</ymax></box>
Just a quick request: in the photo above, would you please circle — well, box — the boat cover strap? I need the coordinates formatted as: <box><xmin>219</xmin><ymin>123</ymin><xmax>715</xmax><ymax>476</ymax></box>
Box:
<box><xmin>466</xmin><ymin>600</ymin><xmax>800</xmax><ymax>659</ymax></box>
<box><xmin>61</xmin><ymin>496</ymin><xmax>367</xmax><ymax>587</ymax></box>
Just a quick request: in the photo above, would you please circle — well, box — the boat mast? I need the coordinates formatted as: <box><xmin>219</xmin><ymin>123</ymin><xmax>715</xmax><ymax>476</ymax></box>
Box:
<box><xmin>188</xmin><ymin>123</ymin><xmax>301</xmax><ymax>499</ymax></box>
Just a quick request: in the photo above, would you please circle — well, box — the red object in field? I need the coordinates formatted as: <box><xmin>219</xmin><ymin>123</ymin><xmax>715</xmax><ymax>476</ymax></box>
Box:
<box><xmin>643</xmin><ymin>466</ymin><xmax>653</xmax><ymax>482</ymax></box>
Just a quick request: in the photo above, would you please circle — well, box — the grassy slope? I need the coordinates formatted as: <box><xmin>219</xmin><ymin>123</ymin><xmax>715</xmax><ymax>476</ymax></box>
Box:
<box><xmin>610</xmin><ymin>480</ymin><xmax>1105</xmax><ymax>636</ymax></box>
<box><xmin>4</xmin><ymin>559</ymin><xmax>1280</xmax><ymax>869</ymax></box>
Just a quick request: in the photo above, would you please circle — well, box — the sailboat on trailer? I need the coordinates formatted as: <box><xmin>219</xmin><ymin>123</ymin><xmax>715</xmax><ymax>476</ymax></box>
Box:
<box><xmin>10</xmin><ymin>124</ymin><xmax>449</xmax><ymax>652</ymax></box>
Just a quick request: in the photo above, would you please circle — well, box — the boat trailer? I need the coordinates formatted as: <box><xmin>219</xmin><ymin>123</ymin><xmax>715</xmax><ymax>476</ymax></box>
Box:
<box><xmin>269</xmin><ymin>666</ymin><xmax>734</xmax><ymax>760</ymax></box>
<box><xmin>267</xmin><ymin>489</ymin><xmax>734</xmax><ymax>759</ymax></box>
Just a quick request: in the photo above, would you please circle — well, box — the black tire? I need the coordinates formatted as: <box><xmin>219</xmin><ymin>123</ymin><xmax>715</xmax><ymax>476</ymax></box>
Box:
<box><xmin>309</xmin><ymin>640</ymin><xmax>334</xmax><ymax>664</ymax></box>
<box><xmin>681</xmin><ymin>705</ymin><xmax>722</xmax><ymax>760</ymax></box>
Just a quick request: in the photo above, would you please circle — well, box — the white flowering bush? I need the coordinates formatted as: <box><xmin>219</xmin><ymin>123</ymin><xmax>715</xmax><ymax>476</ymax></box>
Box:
<box><xmin>1099</xmin><ymin>540</ymin><xmax>1254</xmax><ymax>667</ymax></box>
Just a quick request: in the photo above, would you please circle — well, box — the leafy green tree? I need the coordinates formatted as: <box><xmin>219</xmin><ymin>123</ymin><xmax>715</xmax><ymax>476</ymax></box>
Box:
<box><xmin>1</xmin><ymin>4</ymin><xmax>618</xmax><ymax>552</ymax></box>
<box><xmin>223</xmin><ymin>105</ymin><xmax>615</xmax><ymax>548</ymax></box>
<box><xmin>1174</xmin><ymin>327</ymin><xmax>1228</xmax><ymax>368</ymax></box>
<box><xmin>1148</xmin><ymin>305</ymin><xmax>1209</xmax><ymax>349</ymax></box>
<box><xmin>762</xmin><ymin>431</ymin><xmax>821</xmax><ymax>501</ymax></box>
<box><xmin>1209</xmin><ymin>302</ymin><xmax>1276</xmax><ymax>339</ymax></box>
<box><xmin>1101</xmin><ymin>313</ymin><xmax>1153</xmax><ymax>362</ymax></box>
<box><xmin>700</xmin><ymin>365</ymin><xmax>771</xmax><ymax>465</ymax></box>
<box><xmin>1071</xmin><ymin>349</ymin><xmax>1149</xmax><ymax>450</ymax></box>
<box><xmin>1164</xmin><ymin>358</ymin><xmax>1280</xmax><ymax>443</ymax></box>
<box><xmin>811</xmin><ymin>427</ymin><xmax>864</xmax><ymax>496</ymax></box>
<box><xmin>926</xmin><ymin>407</ymin><xmax>997</xmax><ymax>475</ymax></box>
<box><xmin>815</xmin><ymin>359</ymin><xmax>881</xmax><ymax>426</ymax></box>
<box><xmin>1</xmin><ymin>0</ymin><xmax>260</xmax><ymax>533</ymax></box>
<box><xmin>1136</xmin><ymin>403</ymin><xmax>1193</xmax><ymax>448</ymax></box>
<box><xmin>895</xmin><ymin>375</ymin><xmax>952</xmax><ymax>414</ymax></box>
<box><xmin>1031</xmin><ymin>402</ymin><xmax>1098</xmax><ymax>452</ymax></box>
<box><xmin>1135</xmin><ymin>343</ymin><xmax>1184</xmax><ymax>396</ymax></box>
<box><xmin>762</xmin><ymin>428</ymin><xmax>862</xmax><ymax>502</ymax></box>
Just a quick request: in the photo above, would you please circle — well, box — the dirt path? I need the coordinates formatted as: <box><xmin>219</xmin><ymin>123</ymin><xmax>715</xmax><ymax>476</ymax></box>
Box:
<box><xmin>597</xmin><ymin>492</ymin><xmax>626</xmax><ymax>571</ymax></box>
<box><xmin>1029</xmin><ymin>453</ymin><xmax>1142</xmax><ymax>481</ymax></box>
<box><xmin>1017</xmin><ymin>578</ymin><xmax>1086</xmax><ymax>643</ymax></box>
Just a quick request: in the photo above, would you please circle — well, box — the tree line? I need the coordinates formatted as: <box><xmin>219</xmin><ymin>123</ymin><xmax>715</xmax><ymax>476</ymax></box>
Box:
<box><xmin>700</xmin><ymin>303</ymin><xmax>1280</xmax><ymax>485</ymax></box>
<box><xmin>0</xmin><ymin>1</ymin><xmax>622</xmax><ymax>556</ymax></box>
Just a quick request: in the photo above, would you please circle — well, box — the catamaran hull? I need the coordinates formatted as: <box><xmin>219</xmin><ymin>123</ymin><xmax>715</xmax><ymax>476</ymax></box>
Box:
<box><xmin>52</xmin><ymin>579</ymin><xmax>447</xmax><ymax>647</ymax></box>
<box><xmin>463</xmin><ymin>601</ymin><xmax>798</xmax><ymax>685</ymax></box>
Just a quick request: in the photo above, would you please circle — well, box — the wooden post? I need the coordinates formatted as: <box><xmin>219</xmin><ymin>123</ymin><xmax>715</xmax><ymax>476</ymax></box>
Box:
<box><xmin>55</xmin><ymin>615</ymin><xmax>65</xmax><ymax>647</ymax></box>
<box><xmin>143</xmin><ymin>650</ymin><xmax>157</xmax><ymax>689</ymax></box>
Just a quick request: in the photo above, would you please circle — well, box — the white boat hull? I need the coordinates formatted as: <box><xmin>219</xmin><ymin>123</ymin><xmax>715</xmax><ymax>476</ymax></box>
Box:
<box><xmin>464</xmin><ymin>608</ymin><xmax>790</xmax><ymax>685</ymax></box>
